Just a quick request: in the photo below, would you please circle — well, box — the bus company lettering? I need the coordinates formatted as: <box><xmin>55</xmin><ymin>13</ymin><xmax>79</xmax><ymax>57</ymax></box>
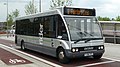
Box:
<box><xmin>39</xmin><ymin>24</ymin><xmax>43</xmax><ymax>44</ymax></box>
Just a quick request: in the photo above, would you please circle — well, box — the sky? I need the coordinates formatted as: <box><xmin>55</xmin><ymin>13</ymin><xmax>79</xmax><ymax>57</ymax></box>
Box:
<box><xmin>0</xmin><ymin>0</ymin><xmax>120</xmax><ymax>22</ymax></box>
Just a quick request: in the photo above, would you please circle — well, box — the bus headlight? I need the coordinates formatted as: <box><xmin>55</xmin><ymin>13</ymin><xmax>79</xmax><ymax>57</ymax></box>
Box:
<box><xmin>101</xmin><ymin>46</ymin><xmax>104</xmax><ymax>49</ymax></box>
<box><xmin>76</xmin><ymin>48</ymin><xmax>79</xmax><ymax>52</ymax></box>
<box><xmin>98</xmin><ymin>46</ymin><xmax>104</xmax><ymax>49</ymax></box>
<box><xmin>98</xmin><ymin>47</ymin><xmax>101</xmax><ymax>49</ymax></box>
<box><xmin>72</xmin><ymin>48</ymin><xmax>76</xmax><ymax>52</ymax></box>
<box><xmin>72</xmin><ymin>48</ymin><xmax>79</xmax><ymax>52</ymax></box>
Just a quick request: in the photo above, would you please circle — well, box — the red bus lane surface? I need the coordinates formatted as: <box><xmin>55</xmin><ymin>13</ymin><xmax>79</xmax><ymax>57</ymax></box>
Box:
<box><xmin>0</xmin><ymin>48</ymin><xmax>32</xmax><ymax>65</ymax></box>
<box><xmin>0</xmin><ymin>39</ymin><xmax>120</xmax><ymax>67</ymax></box>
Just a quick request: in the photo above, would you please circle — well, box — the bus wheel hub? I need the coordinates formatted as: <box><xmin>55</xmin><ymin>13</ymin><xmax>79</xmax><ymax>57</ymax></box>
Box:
<box><xmin>59</xmin><ymin>51</ymin><xmax>64</xmax><ymax>59</ymax></box>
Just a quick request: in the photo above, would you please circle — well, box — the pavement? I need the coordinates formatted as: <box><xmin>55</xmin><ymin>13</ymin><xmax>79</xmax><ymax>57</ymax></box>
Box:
<box><xmin>103</xmin><ymin>43</ymin><xmax>120</xmax><ymax>61</ymax></box>
<box><xmin>0</xmin><ymin>34</ymin><xmax>15</xmax><ymax>41</ymax></box>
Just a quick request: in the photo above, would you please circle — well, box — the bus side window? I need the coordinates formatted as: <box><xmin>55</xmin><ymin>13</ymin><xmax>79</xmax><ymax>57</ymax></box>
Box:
<box><xmin>43</xmin><ymin>16</ymin><xmax>56</xmax><ymax>38</ymax></box>
<box><xmin>57</xmin><ymin>15</ymin><xmax>68</xmax><ymax>40</ymax></box>
<box><xmin>33</xmin><ymin>17</ymin><xmax>40</xmax><ymax>36</ymax></box>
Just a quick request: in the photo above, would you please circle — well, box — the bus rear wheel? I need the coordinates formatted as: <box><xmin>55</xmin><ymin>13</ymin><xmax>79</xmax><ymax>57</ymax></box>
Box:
<box><xmin>21</xmin><ymin>41</ymin><xmax>26</xmax><ymax>50</ymax></box>
<box><xmin>57</xmin><ymin>48</ymin><xmax>70</xmax><ymax>64</ymax></box>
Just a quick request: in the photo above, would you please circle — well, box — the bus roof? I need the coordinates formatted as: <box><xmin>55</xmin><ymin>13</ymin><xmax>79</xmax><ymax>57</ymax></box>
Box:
<box><xmin>56</xmin><ymin>6</ymin><xmax>95</xmax><ymax>10</ymax></box>
<box><xmin>16</xmin><ymin>9</ymin><xmax>61</xmax><ymax>20</ymax></box>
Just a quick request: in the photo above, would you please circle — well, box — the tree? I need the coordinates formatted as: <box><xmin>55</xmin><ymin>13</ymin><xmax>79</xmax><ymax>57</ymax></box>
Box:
<box><xmin>25</xmin><ymin>0</ymin><xmax>38</xmax><ymax>15</ymax></box>
<box><xmin>111</xmin><ymin>18</ymin><xmax>115</xmax><ymax>21</ymax></box>
<box><xmin>6</xmin><ymin>9</ymin><xmax>19</xmax><ymax>29</ymax></box>
<box><xmin>102</xmin><ymin>17</ymin><xmax>110</xmax><ymax>21</ymax></box>
<box><xmin>12</xmin><ymin>9</ymin><xmax>19</xmax><ymax>19</ymax></box>
<box><xmin>50</xmin><ymin>0</ymin><xmax>72</xmax><ymax>9</ymax></box>
<box><xmin>12</xmin><ymin>9</ymin><xmax>19</xmax><ymax>25</ymax></box>
<box><xmin>97</xmin><ymin>16</ymin><xmax>103</xmax><ymax>21</ymax></box>
<box><xmin>7</xmin><ymin>14</ymin><xmax>13</xmax><ymax>28</ymax></box>
<box><xmin>97</xmin><ymin>16</ymin><xmax>111</xmax><ymax>21</ymax></box>
<box><xmin>116</xmin><ymin>16</ymin><xmax>120</xmax><ymax>21</ymax></box>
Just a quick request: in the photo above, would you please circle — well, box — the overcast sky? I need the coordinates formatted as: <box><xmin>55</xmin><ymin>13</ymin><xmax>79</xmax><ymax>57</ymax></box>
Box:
<box><xmin>0</xmin><ymin>0</ymin><xmax>120</xmax><ymax>22</ymax></box>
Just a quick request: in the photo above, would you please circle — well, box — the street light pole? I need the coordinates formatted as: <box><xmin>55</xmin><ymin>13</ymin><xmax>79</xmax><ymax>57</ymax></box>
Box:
<box><xmin>7</xmin><ymin>0</ymin><xmax>9</xmax><ymax>37</ymax></box>
<box><xmin>39</xmin><ymin>0</ymin><xmax>41</xmax><ymax>12</ymax></box>
<box><xmin>33</xmin><ymin>0</ymin><xmax>35</xmax><ymax>13</ymax></box>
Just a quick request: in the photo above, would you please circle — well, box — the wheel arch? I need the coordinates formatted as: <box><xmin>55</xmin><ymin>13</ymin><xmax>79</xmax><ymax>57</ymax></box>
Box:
<box><xmin>21</xmin><ymin>39</ymin><xmax>24</xmax><ymax>45</ymax></box>
<box><xmin>58</xmin><ymin>40</ymin><xmax>70</xmax><ymax>49</ymax></box>
<box><xmin>56</xmin><ymin>46</ymin><xmax>70</xmax><ymax>63</ymax></box>
<box><xmin>56</xmin><ymin>46</ymin><xmax>64</xmax><ymax>57</ymax></box>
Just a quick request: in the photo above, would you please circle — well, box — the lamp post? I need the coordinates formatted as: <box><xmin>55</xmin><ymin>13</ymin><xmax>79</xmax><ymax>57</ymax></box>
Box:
<box><xmin>33</xmin><ymin>0</ymin><xmax>35</xmax><ymax>13</ymax></box>
<box><xmin>6</xmin><ymin>0</ymin><xmax>9</xmax><ymax>37</ymax></box>
<box><xmin>39</xmin><ymin>0</ymin><xmax>41</xmax><ymax>12</ymax></box>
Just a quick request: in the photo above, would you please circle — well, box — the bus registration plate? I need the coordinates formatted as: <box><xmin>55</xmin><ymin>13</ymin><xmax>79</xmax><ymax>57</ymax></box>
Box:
<box><xmin>84</xmin><ymin>53</ymin><xmax>93</xmax><ymax>57</ymax></box>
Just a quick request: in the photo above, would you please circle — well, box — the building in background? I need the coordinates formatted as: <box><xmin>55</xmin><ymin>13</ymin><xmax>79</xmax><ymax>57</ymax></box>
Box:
<box><xmin>0</xmin><ymin>22</ymin><xmax>6</xmax><ymax>34</ymax></box>
<box><xmin>99</xmin><ymin>21</ymin><xmax>120</xmax><ymax>44</ymax></box>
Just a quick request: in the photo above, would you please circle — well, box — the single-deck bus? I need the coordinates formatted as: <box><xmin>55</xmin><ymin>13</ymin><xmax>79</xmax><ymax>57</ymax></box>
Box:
<box><xmin>15</xmin><ymin>6</ymin><xmax>105</xmax><ymax>63</ymax></box>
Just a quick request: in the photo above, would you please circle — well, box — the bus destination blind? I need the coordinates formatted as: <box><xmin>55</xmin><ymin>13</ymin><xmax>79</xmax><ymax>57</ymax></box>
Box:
<box><xmin>64</xmin><ymin>7</ymin><xmax>96</xmax><ymax>16</ymax></box>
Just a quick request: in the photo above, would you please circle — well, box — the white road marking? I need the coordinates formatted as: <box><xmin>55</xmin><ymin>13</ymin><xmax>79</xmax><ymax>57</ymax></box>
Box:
<box><xmin>102</xmin><ymin>57</ymin><xmax>120</xmax><ymax>62</ymax></box>
<box><xmin>77</xmin><ymin>61</ymin><xmax>115</xmax><ymax>67</ymax></box>
<box><xmin>78</xmin><ymin>56</ymin><xmax>120</xmax><ymax>67</ymax></box>
<box><xmin>0</xmin><ymin>44</ymin><xmax>62</xmax><ymax>67</ymax></box>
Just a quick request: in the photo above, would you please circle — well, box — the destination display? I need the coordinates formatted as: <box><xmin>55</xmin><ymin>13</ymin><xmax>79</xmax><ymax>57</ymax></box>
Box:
<box><xmin>64</xmin><ymin>7</ymin><xmax>96</xmax><ymax>16</ymax></box>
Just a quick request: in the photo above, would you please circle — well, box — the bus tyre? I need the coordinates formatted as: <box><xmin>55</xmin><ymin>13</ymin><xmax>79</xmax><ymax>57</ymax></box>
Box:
<box><xmin>57</xmin><ymin>48</ymin><xmax>70</xmax><ymax>64</ymax></box>
<box><xmin>21</xmin><ymin>41</ymin><xmax>26</xmax><ymax>50</ymax></box>
<box><xmin>93</xmin><ymin>54</ymin><xmax>102</xmax><ymax>59</ymax></box>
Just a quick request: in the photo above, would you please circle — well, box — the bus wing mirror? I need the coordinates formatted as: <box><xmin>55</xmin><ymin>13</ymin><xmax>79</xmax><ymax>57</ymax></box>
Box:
<box><xmin>57</xmin><ymin>36</ymin><xmax>62</xmax><ymax>39</ymax></box>
<box><xmin>62</xmin><ymin>34</ymin><xmax>68</xmax><ymax>40</ymax></box>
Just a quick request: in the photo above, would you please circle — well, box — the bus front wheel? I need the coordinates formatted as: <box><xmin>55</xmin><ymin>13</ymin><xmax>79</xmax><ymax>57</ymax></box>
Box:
<box><xmin>21</xmin><ymin>41</ymin><xmax>26</xmax><ymax>50</ymax></box>
<box><xmin>57</xmin><ymin>48</ymin><xmax>70</xmax><ymax>64</ymax></box>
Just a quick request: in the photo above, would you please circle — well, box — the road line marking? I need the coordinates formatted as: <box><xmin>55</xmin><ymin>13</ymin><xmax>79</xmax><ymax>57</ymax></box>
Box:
<box><xmin>77</xmin><ymin>61</ymin><xmax>115</xmax><ymax>67</ymax></box>
<box><xmin>0</xmin><ymin>44</ymin><xmax>62</xmax><ymax>67</ymax></box>
<box><xmin>102</xmin><ymin>57</ymin><xmax>120</xmax><ymax>62</ymax></box>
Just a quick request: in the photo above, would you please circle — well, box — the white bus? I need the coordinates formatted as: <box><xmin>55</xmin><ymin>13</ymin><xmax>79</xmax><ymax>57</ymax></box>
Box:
<box><xmin>15</xmin><ymin>6</ymin><xmax>104</xmax><ymax>63</ymax></box>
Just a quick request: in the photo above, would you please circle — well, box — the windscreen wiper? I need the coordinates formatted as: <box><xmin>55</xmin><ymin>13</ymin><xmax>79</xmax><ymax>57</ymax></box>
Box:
<box><xmin>84</xmin><ymin>31</ymin><xmax>93</xmax><ymax>36</ymax></box>
<box><xmin>84</xmin><ymin>39</ymin><xmax>91</xmax><ymax>43</ymax></box>
<box><xmin>74</xmin><ymin>38</ymin><xmax>103</xmax><ymax>44</ymax></box>
<box><xmin>74</xmin><ymin>39</ymin><xmax>82</xmax><ymax>44</ymax></box>
<box><xmin>74</xmin><ymin>32</ymin><xmax>86</xmax><ymax>44</ymax></box>
<box><xmin>74</xmin><ymin>38</ymin><xmax>92</xmax><ymax>44</ymax></box>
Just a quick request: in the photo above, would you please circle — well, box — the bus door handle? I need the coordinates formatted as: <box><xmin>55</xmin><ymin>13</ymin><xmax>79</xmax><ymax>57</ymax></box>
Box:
<box><xmin>51</xmin><ymin>42</ymin><xmax>54</xmax><ymax>47</ymax></box>
<box><xmin>51</xmin><ymin>39</ymin><xmax>54</xmax><ymax>47</ymax></box>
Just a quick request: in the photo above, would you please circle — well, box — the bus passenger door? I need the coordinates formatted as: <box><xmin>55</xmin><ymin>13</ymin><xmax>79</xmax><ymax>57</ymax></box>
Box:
<box><xmin>41</xmin><ymin>16</ymin><xmax>57</xmax><ymax>56</ymax></box>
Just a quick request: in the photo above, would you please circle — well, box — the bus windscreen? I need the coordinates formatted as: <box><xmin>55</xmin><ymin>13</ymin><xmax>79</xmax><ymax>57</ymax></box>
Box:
<box><xmin>64</xmin><ymin>7</ymin><xmax>96</xmax><ymax>16</ymax></box>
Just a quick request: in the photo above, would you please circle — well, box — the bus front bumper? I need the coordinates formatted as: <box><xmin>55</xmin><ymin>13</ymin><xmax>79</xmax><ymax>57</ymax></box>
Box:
<box><xmin>64</xmin><ymin>49</ymin><xmax>105</xmax><ymax>58</ymax></box>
